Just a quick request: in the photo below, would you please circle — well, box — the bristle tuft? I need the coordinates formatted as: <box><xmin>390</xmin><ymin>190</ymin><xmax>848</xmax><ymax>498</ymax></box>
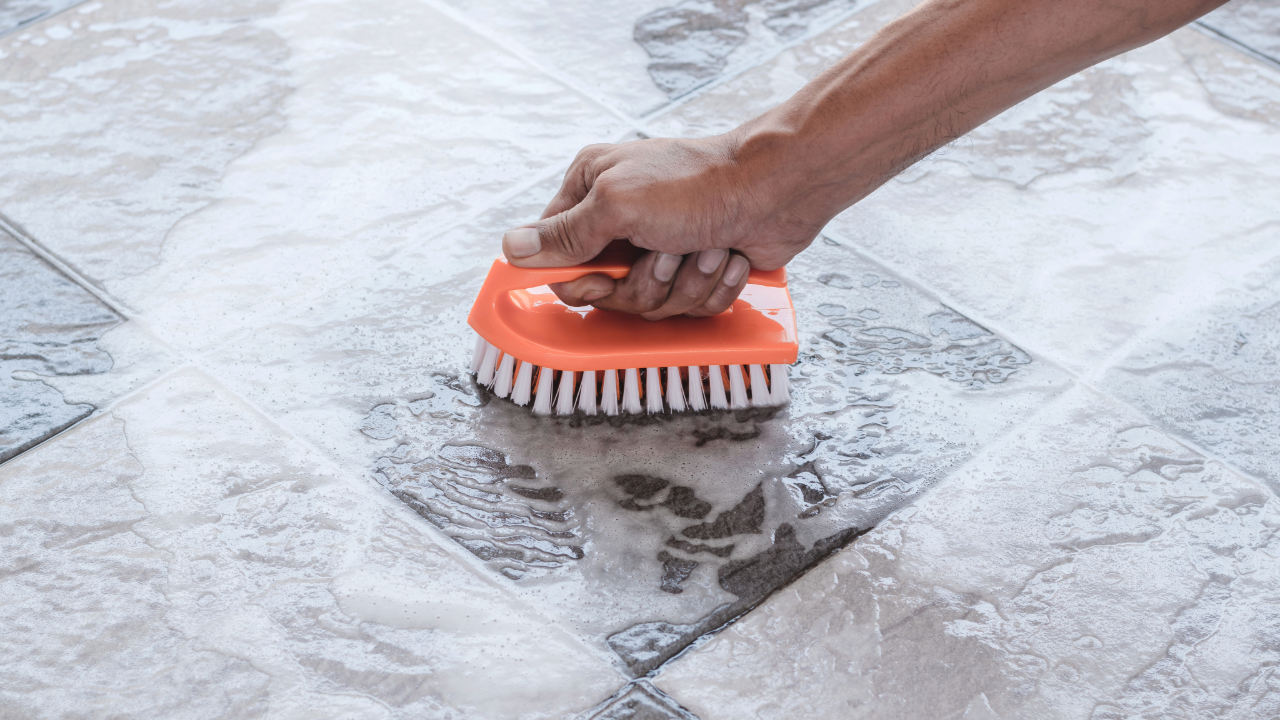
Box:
<box><xmin>532</xmin><ymin>367</ymin><xmax>554</xmax><ymax>415</ymax></box>
<box><xmin>749</xmin><ymin>364</ymin><xmax>770</xmax><ymax>407</ymax></box>
<box><xmin>770</xmin><ymin>364</ymin><xmax>791</xmax><ymax>404</ymax></box>
<box><xmin>646</xmin><ymin>368</ymin><xmax>664</xmax><ymax>413</ymax></box>
<box><xmin>494</xmin><ymin>354</ymin><xmax>516</xmax><ymax>398</ymax></box>
<box><xmin>477</xmin><ymin>343</ymin><xmax>501</xmax><ymax>386</ymax></box>
<box><xmin>579</xmin><ymin>370</ymin><xmax>598</xmax><ymax>415</ymax></box>
<box><xmin>511</xmin><ymin>361</ymin><xmax>533</xmax><ymax>405</ymax></box>
<box><xmin>666</xmin><ymin>367</ymin><xmax>686</xmax><ymax>412</ymax></box>
<box><xmin>601</xmin><ymin>370</ymin><xmax>619</xmax><ymax>416</ymax></box>
<box><xmin>623</xmin><ymin>369</ymin><xmax>643</xmax><ymax>414</ymax></box>
<box><xmin>556</xmin><ymin>370</ymin><xmax>576</xmax><ymax>415</ymax></box>
<box><xmin>687</xmin><ymin>366</ymin><xmax>706</xmax><ymax>411</ymax></box>
<box><xmin>471</xmin><ymin>336</ymin><xmax>488</xmax><ymax>374</ymax></box>
<box><xmin>708</xmin><ymin>365</ymin><xmax>728</xmax><ymax>409</ymax></box>
<box><xmin>728</xmin><ymin>365</ymin><xmax>749</xmax><ymax>409</ymax></box>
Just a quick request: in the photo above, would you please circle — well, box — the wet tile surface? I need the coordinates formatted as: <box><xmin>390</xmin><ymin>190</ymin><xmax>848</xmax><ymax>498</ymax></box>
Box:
<box><xmin>0</xmin><ymin>230</ymin><xmax>119</xmax><ymax>463</ymax></box>
<box><xmin>1100</xmin><ymin>256</ymin><xmax>1280</xmax><ymax>490</ymax></box>
<box><xmin>0</xmin><ymin>0</ymin><xmax>82</xmax><ymax>37</ymax></box>
<box><xmin>1201</xmin><ymin>0</ymin><xmax>1280</xmax><ymax>63</ymax></box>
<box><xmin>439</xmin><ymin>0</ymin><xmax>868</xmax><ymax>116</ymax></box>
<box><xmin>654</xmin><ymin>387</ymin><xmax>1280</xmax><ymax>719</ymax></box>
<box><xmin>0</xmin><ymin>370</ymin><xmax>626</xmax><ymax>718</ymax></box>
<box><xmin>581</xmin><ymin>681</ymin><xmax>699</xmax><ymax>720</ymax></box>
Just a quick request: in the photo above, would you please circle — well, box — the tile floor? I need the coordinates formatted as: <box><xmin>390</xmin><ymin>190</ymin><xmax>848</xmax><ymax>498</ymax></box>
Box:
<box><xmin>1</xmin><ymin>0</ymin><xmax>1278</xmax><ymax>717</ymax></box>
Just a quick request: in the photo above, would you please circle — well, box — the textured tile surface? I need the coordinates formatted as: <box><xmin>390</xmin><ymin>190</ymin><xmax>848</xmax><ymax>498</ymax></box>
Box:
<box><xmin>0</xmin><ymin>370</ymin><xmax>625</xmax><ymax>718</ymax></box>
<box><xmin>439</xmin><ymin>0</ymin><xmax>868</xmax><ymax>116</ymax></box>
<box><xmin>1201</xmin><ymin>0</ymin><xmax>1280</xmax><ymax>62</ymax></box>
<box><xmin>1100</xmin><ymin>256</ymin><xmax>1280</xmax><ymax>490</ymax></box>
<box><xmin>654</xmin><ymin>387</ymin><xmax>1280</xmax><ymax>719</ymax></box>
<box><xmin>0</xmin><ymin>230</ymin><xmax>119</xmax><ymax>463</ymax></box>
<box><xmin>649</xmin><ymin>4</ymin><xmax>1280</xmax><ymax>378</ymax></box>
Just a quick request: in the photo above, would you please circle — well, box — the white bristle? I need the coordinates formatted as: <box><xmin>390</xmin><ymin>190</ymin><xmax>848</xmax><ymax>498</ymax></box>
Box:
<box><xmin>687</xmin><ymin>366</ymin><xmax>706</xmax><ymax>411</ymax></box>
<box><xmin>623</xmin><ymin>369</ymin><xmax>643</xmax><ymax>414</ymax></box>
<box><xmin>471</xmin><ymin>336</ymin><xmax>489</xmax><ymax>374</ymax></box>
<box><xmin>601</xmin><ymin>370</ymin><xmax>619</xmax><ymax>416</ymax></box>
<box><xmin>749</xmin><ymin>364</ymin><xmax>770</xmax><ymax>407</ymax></box>
<box><xmin>770</xmin><ymin>364</ymin><xmax>791</xmax><ymax>404</ymax></box>
<box><xmin>556</xmin><ymin>370</ymin><xmax>576</xmax><ymax>415</ymax></box>
<box><xmin>533</xmin><ymin>367</ymin><xmax>555</xmax><ymax>415</ymax></box>
<box><xmin>646</xmin><ymin>368</ymin><xmax>664</xmax><ymax>413</ymax></box>
<box><xmin>493</xmin><ymin>354</ymin><xmax>516</xmax><ymax>398</ymax></box>
<box><xmin>511</xmin><ymin>361</ymin><xmax>534</xmax><ymax>405</ymax></box>
<box><xmin>578</xmin><ymin>370</ymin><xmax>598</xmax><ymax>415</ymax></box>
<box><xmin>708</xmin><ymin>365</ymin><xmax>729</xmax><ymax>409</ymax></box>
<box><xmin>477</xmin><ymin>343</ymin><xmax>501</xmax><ymax>386</ymax></box>
<box><xmin>728</xmin><ymin>364</ymin><xmax>749</xmax><ymax>409</ymax></box>
<box><xmin>666</xmin><ymin>367</ymin><xmax>686</xmax><ymax>412</ymax></box>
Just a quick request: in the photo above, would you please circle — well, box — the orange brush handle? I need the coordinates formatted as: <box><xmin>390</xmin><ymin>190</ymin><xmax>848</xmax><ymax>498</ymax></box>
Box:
<box><xmin>468</xmin><ymin>241</ymin><xmax>798</xmax><ymax>371</ymax></box>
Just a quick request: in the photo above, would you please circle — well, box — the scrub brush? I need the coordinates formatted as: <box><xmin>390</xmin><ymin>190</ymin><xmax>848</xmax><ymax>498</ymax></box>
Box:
<box><xmin>467</xmin><ymin>241</ymin><xmax>798</xmax><ymax>416</ymax></box>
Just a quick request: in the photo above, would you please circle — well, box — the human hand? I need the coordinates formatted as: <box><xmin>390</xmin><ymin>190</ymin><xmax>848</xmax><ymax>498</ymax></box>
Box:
<box><xmin>500</xmin><ymin>134</ymin><xmax>826</xmax><ymax>320</ymax></box>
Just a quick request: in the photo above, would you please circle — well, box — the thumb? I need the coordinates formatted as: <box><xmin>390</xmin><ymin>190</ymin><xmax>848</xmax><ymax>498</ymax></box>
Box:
<box><xmin>502</xmin><ymin>198</ymin><xmax>620</xmax><ymax>268</ymax></box>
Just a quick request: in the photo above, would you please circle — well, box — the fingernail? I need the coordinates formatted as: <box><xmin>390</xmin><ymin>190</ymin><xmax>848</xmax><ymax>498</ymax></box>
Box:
<box><xmin>583</xmin><ymin>289</ymin><xmax>611</xmax><ymax>302</ymax></box>
<box><xmin>696</xmin><ymin>248</ymin><xmax>728</xmax><ymax>274</ymax></box>
<box><xmin>653</xmin><ymin>252</ymin><xmax>682</xmax><ymax>283</ymax></box>
<box><xmin>503</xmin><ymin>227</ymin><xmax>541</xmax><ymax>258</ymax></box>
<box><xmin>724</xmin><ymin>255</ymin><xmax>749</xmax><ymax>286</ymax></box>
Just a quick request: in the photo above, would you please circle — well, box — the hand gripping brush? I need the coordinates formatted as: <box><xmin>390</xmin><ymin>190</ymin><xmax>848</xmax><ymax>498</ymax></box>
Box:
<box><xmin>467</xmin><ymin>241</ymin><xmax>798</xmax><ymax>416</ymax></box>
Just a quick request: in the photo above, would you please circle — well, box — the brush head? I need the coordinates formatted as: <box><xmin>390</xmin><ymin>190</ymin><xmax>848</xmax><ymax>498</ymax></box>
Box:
<box><xmin>466</xmin><ymin>240</ymin><xmax>798</xmax><ymax>415</ymax></box>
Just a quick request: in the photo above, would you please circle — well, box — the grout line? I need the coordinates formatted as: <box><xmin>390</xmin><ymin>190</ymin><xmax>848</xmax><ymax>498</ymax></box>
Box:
<box><xmin>1193</xmin><ymin>20</ymin><xmax>1280</xmax><ymax>72</ymax></box>
<box><xmin>821</xmin><ymin>225</ymin><xmax>1280</xmax><ymax>493</ymax></box>
<box><xmin>0</xmin><ymin>0</ymin><xmax>92</xmax><ymax>40</ymax></box>
<box><xmin>0</xmin><ymin>212</ymin><xmax>133</xmax><ymax>318</ymax></box>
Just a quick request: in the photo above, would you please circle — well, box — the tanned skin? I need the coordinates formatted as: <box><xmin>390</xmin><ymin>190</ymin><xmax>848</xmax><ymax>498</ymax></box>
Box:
<box><xmin>500</xmin><ymin>0</ymin><xmax>1230</xmax><ymax>319</ymax></box>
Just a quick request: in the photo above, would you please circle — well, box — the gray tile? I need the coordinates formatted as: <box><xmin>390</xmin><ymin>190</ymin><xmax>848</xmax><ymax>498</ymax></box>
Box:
<box><xmin>654</xmin><ymin>387</ymin><xmax>1280</xmax><ymax>719</ymax></box>
<box><xmin>0</xmin><ymin>230</ymin><xmax>120</xmax><ymax>463</ymax></box>
<box><xmin>1100</xmin><ymin>255</ymin><xmax>1280</xmax><ymax>490</ymax></box>
<box><xmin>581</xmin><ymin>681</ymin><xmax>700</xmax><ymax>720</ymax></box>
<box><xmin>0</xmin><ymin>0</ymin><xmax>84</xmax><ymax>37</ymax></box>
<box><xmin>1200</xmin><ymin>0</ymin><xmax>1280</xmax><ymax>64</ymax></box>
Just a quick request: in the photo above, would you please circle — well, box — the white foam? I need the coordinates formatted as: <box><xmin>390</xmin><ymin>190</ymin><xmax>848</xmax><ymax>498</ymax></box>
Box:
<box><xmin>556</xmin><ymin>370</ymin><xmax>575</xmax><ymax>415</ymax></box>
<box><xmin>578</xmin><ymin>370</ymin><xmax>597</xmax><ymax>415</ymax></box>
<box><xmin>728</xmin><ymin>364</ymin><xmax>749</xmax><ymax>409</ymax></box>
<box><xmin>511</xmin><ymin>361</ymin><xmax>533</xmax><ymax>406</ymax></box>
<box><xmin>601</xmin><ymin>369</ymin><xmax>619</xmax><ymax>416</ymax></box>
<box><xmin>645</xmin><ymin>367</ymin><xmax>664</xmax><ymax>413</ymax></box>
<box><xmin>493</xmin><ymin>354</ymin><xmax>516</xmax><ymax>398</ymax></box>
<box><xmin>749</xmin><ymin>364</ymin><xmax>770</xmax><ymax>407</ymax></box>
<box><xmin>532</xmin><ymin>367</ymin><xmax>554</xmax><ymax>415</ymax></box>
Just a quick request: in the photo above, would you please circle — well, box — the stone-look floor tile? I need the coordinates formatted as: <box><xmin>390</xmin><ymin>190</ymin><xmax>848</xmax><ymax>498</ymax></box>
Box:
<box><xmin>0</xmin><ymin>368</ymin><xmax>625</xmax><ymax>718</ymax></box>
<box><xmin>439</xmin><ymin>0</ymin><xmax>866</xmax><ymax>117</ymax></box>
<box><xmin>579</xmin><ymin>680</ymin><xmax>700</xmax><ymax>720</ymax></box>
<box><xmin>0</xmin><ymin>230</ymin><xmax>120</xmax><ymax>463</ymax></box>
<box><xmin>1201</xmin><ymin>0</ymin><xmax>1280</xmax><ymax>61</ymax></box>
<box><xmin>0</xmin><ymin>0</ymin><xmax>291</xmax><ymax>287</ymax></box>
<box><xmin>194</xmin><ymin>165</ymin><xmax>1071</xmax><ymax>674</ymax></box>
<box><xmin>652</xmin><ymin>386</ymin><xmax>1280</xmax><ymax>719</ymax></box>
<box><xmin>1099</xmin><ymin>256</ymin><xmax>1280</xmax><ymax>490</ymax></box>
<box><xmin>648</xmin><ymin>7</ymin><xmax>1280</xmax><ymax>378</ymax></box>
<box><xmin>0</xmin><ymin>0</ymin><xmax>84</xmax><ymax>37</ymax></box>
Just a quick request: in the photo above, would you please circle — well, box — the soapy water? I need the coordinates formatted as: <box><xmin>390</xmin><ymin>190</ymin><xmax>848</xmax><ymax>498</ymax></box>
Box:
<box><xmin>367</xmin><ymin>240</ymin><xmax>1043</xmax><ymax>675</ymax></box>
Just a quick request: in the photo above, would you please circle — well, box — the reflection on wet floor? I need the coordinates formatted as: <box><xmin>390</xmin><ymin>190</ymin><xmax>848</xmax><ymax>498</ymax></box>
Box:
<box><xmin>634</xmin><ymin>0</ymin><xmax>860</xmax><ymax>97</ymax></box>
<box><xmin>0</xmin><ymin>231</ymin><xmax>120</xmax><ymax>463</ymax></box>
<box><xmin>366</xmin><ymin>239</ymin><xmax>1060</xmax><ymax>676</ymax></box>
